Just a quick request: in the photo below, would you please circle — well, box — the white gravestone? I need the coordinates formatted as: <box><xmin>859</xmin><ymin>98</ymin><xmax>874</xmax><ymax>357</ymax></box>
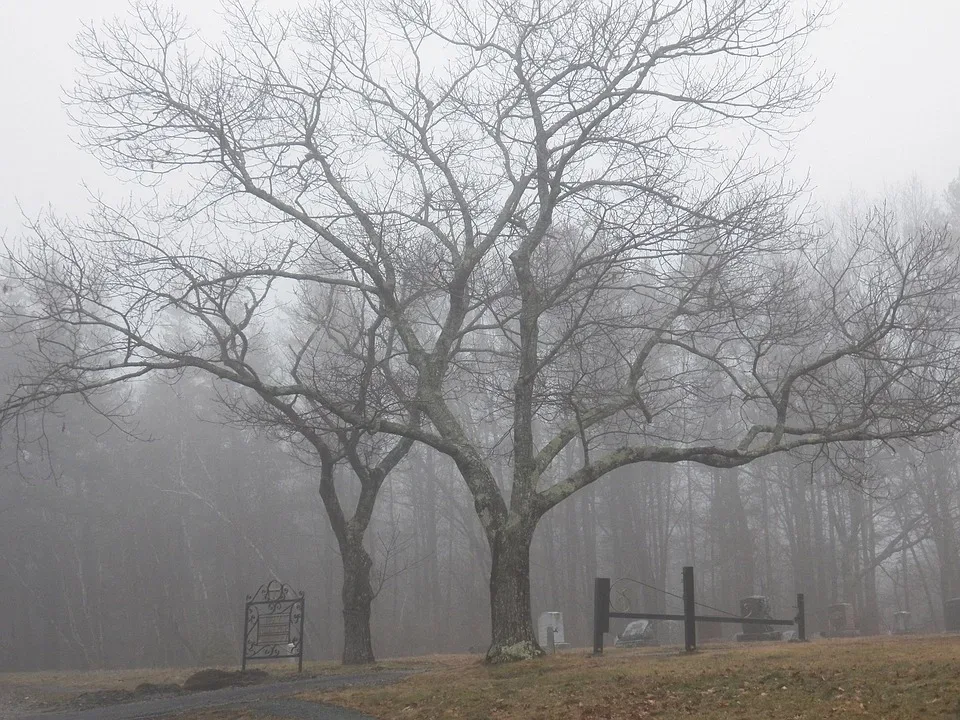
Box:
<box><xmin>538</xmin><ymin>611</ymin><xmax>566</xmax><ymax>648</ymax></box>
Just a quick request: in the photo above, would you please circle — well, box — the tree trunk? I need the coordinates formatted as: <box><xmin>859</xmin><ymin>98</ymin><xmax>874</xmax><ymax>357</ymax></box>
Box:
<box><xmin>317</xmin><ymin>457</ymin><xmax>382</xmax><ymax>666</ymax></box>
<box><xmin>860</xmin><ymin>496</ymin><xmax>880</xmax><ymax>635</ymax></box>
<box><xmin>486</xmin><ymin>525</ymin><xmax>543</xmax><ymax>663</ymax></box>
<box><xmin>340</xmin><ymin>542</ymin><xmax>376</xmax><ymax>665</ymax></box>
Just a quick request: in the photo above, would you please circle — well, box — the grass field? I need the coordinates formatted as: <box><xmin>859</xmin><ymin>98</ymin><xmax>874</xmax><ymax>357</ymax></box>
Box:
<box><xmin>4</xmin><ymin>636</ymin><xmax>960</xmax><ymax>718</ymax></box>
<box><xmin>305</xmin><ymin>636</ymin><xmax>960</xmax><ymax>719</ymax></box>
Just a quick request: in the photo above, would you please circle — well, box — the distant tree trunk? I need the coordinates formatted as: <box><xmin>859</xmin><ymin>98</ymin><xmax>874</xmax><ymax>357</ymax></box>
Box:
<box><xmin>860</xmin><ymin>496</ymin><xmax>880</xmax><ymax>634</ymax></box>
<box><xmin>847</xmin><ymin>486</ymin><xmax>865</xmax><ymax>629</ymax></box>
<box><xmin>714</xmin><ymin>468</ymin><xmax>754</xmax><ymax>610</ymax></box>
<box><xmin>901</xmin><ymin>540</ymin><xmax>910</xmax><ymax>613</ymax></box>
<box><xmin>686</xmin><ymin>464</ymin><xmax>696</xmax><ymax>566</ymax></box>
<box><xmin>423</xmin><ymin>461</ymin><xmax>443</xmax><ymax>639</ymax></box>
<box><xmin>826</xmin><ymin>487</ymin><xmax>839</xmax><ymax>604</ymax></box>
<box><xmin>933</xmin><ymin>465</ymin><xmax>960</xmax><ymax>601</ymax></box>
<box><xmin>650</xmin><ymin>466</ymin><xmax>676</xmax><ymax>615</ymax></box>
<box><xmin>760</xmin><ymin>471</ymin><xmax>773</xmax><ymax>595</ymax></box>
<box><xmin>911</xmin><ymin>543</ymin><xmax>941</xmax><ymax>628</ymax></box>
<box><xmin>542</xmin><ymin>513</ymin><xmax>559</xmax><ymax>614</ymax></box>
<box><xmin>564</xmin><ymin>495</ymin><xmax>583</xmax><ymax>610</ymax></box>
<box><xmin>582</xmin><ymin>496</ymin><xmax>598</xmax><ymax>601</ymax></box>
<box><xmin>812</xmin><ymin>482</ymin><xmax>829</xmax><ymax>622</ymax></box>
<box><xmin>40</xmin><ymin>558</ymin><xmax>61</xmax><ymax>670</ymax></box>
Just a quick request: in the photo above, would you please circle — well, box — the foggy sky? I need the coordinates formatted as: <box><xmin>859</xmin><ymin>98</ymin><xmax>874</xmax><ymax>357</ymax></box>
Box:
<box><xmin>2</xmin><ymin>0</ymin><xmax>959</xmax><ymax>234</ymax></box>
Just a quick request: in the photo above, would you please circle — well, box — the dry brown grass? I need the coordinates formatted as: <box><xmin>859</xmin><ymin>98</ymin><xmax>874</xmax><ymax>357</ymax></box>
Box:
<box><xmin>301</xmin><ymin>635</ymin><xmax>960</xmax><ymax>719</ymax></box>
<box><xmin>7</xmin><ymin>638</ymin><xmax>960</xmax><ymax>719</ymax></box>
<box><xmin>159</xmin><ymin>711</ymin><xmax>283</xmax><ymax>720</ymax></box>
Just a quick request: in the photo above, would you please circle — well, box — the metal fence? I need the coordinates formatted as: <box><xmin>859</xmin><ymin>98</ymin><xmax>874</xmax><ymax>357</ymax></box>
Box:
<box><xmin>593</xmin><ymin>566</ymin><xmax>805</xmax><ymax>654</ymax></box>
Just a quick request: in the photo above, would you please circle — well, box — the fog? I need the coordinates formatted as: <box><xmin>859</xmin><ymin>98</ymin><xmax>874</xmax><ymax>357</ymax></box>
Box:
<box><xmin>5</xmin><ymin>381</ymin><xmax>954</xmax><ymax>668</ymax></box>
<box><xmin>2</xmin><ymin>0</ymin><xmax>960</xmax><ymax>672</ymax></box>
<box><xmin>5</xmin><ymin>0</ymin><xmax>960</xmax><ymax>227</ymax></box>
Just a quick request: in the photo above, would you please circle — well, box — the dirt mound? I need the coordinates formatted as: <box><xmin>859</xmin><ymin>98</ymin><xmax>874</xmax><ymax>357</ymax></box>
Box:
<box><xmin>70</xmin><ymin>680</ymin><xmax>185</xmax><ymax>710</ymax></box>
<box><xmin>182</xmin><ymin>668</ymin><xmax>269</xmax><ymax>692</ymax></box>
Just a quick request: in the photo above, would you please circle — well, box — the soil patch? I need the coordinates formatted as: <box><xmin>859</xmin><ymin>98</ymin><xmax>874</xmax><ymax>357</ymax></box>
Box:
<box><xmin>70</xmin><ymin>679</ymin><xmax>189</xmax><ymax>711</ymax></box>
<box><xmin>183</xmin><ymin>669</ymin><xmax>269</xmax><ymax>692</ymax></box>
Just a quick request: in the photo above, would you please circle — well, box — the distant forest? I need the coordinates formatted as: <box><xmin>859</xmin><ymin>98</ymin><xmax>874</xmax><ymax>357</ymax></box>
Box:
<box><xmin>2</xmin><ymin>369</ymin><xmax>956</xmax><ymax>671</ymax></box>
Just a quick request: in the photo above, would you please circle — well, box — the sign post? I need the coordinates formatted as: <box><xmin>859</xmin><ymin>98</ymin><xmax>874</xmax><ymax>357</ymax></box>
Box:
<box><xmin>682</xmin><ymin>566</ymin><xmax>696</xmax><ymax>653</ymax></box>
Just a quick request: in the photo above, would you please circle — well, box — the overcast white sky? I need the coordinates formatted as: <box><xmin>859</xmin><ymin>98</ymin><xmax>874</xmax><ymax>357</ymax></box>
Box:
<box><xmin>2</xmin><ymin>0</ymin><xmax>959</xmax><ymax>235</ymax></box>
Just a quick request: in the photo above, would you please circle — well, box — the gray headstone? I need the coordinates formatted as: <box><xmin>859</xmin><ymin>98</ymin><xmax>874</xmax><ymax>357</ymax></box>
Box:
<box><xmin>828</xmin><ymin>603</ymin><xmax>855</xmax><ymax>635</ymax></box>
<box><xmin>538</xmin><ymin>611</ymin><xmax>565</xmax><ymax>646</ymax></box>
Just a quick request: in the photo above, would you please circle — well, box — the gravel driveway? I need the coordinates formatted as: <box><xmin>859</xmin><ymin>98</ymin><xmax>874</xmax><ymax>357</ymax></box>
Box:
<box><xmin>12</xmin><ymin>670</ymin><xmax>412</xmax><ymax>720</ymax></box>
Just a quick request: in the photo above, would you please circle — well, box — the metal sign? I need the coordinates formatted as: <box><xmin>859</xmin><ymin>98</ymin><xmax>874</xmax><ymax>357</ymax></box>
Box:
<box><xmin>242</xmin><ymin>580</ymin><xmax>305</xmax><ymax>672</ymax></box>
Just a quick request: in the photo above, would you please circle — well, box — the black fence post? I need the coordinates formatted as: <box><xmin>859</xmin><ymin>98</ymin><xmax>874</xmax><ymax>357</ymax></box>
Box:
<box><xmin>241</xmin><ymin>600</ymin><xmax>249</xmax><ymax>672</ymax></box>
<box><xmin>299</xmin><ymin>595</ymin><xmax>305</xmax><ymax>672</ymax></box>
<box><xmin>682</xmin><ymin>566</ymin><xmax>696</xmax><ymax>652</ymax></box>
<box><xmin>593</xmin><ymin>577</ymin><xmax>610</xmax><ymax>655</ymax></box>
<box><xmin>796</xmin><ymin>593</ymin><xmax>806</xmax><ymax>642</ymax></box>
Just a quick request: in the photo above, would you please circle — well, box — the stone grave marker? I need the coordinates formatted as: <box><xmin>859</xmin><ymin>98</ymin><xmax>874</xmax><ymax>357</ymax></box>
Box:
<box><xmin>893</xmin><ymin>611</ymin><xmax>911</xmax><ymax>634</ymax></box>
<box><xmin>735</xmin><ymin>596</ymin><xmax>782</xmax><ymax>642</ymax></box>
<box><xmin>828</xmin><ymin>602</ymin><xmax>857</xmax><ymax>637</ymax></box>
<box><xmin>538</xmin><ymin>611</ymin><xmax>569</xmax><ymax>652</ymax></box>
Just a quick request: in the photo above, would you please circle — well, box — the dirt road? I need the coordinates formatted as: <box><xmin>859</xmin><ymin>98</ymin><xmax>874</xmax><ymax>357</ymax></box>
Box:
<box><xmin>11</xmin><ymin>670</ymin><xmax>411</xmax><ymax>720</ymax></box>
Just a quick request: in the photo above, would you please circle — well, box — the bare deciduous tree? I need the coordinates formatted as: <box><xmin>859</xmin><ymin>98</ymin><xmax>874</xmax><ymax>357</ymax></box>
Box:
<box><xmin>1</xmin><ymin>225</ymin><xmax>414</xmax><ymax>665</ymax></box>
<box><xmin>6</xmin><ymin>0</ymin><xmax>960</xmax><ymax>664</ymax></box>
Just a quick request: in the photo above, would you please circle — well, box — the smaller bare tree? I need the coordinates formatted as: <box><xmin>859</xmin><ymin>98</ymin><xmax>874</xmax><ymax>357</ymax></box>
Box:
<box><xmin>1</xmin><ymin>217</ymin><xmax>414</xmax><ymax>665</ymax></box>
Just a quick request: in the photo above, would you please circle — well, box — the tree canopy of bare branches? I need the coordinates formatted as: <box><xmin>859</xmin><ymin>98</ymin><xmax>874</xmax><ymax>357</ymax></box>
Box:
<box><xmin>6</xmin><ymin>0</ymin><xmax>960</xmax><ymax>662</ymax></box>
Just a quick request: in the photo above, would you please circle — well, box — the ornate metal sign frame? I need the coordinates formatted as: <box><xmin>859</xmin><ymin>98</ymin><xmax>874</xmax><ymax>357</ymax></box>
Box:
<box><xmin>241</xmin><ymin>580</ymin><xmax>305</xmax><ymax>672</ymax></box>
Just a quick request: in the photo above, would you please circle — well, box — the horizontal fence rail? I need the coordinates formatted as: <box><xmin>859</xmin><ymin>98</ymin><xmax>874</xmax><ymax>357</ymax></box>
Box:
<box><xmin>607</xmin><ymin>612</ymin><xmax>796</xmax><ymax>625</ymax></box>
<box><xmin>593</xmin><ymin>566</ymin><xmax>806</xmax><ymax>654</ymax></box>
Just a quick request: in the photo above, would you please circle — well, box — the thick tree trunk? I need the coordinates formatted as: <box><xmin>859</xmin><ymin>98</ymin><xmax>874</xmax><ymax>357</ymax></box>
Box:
<box><xmin>317</xmin><ymin>457</ymin><xmax>382</xmax><ymax>666</ymax></box>
<box><xmin>486</xmin><ymin>526</ymin><xmax>543</xmax><ymax>663</ymax></box>
<box><xmin>340</xmin><ymin>541</ymin><xmax>376</xmax><ymax>665</ymax></box>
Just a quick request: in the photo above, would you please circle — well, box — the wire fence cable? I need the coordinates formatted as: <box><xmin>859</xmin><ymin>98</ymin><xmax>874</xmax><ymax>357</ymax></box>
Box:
<box><xmin>610</xmin><ymin>576</ymin><xmax>741</xmax><ymax>618</ymax></box>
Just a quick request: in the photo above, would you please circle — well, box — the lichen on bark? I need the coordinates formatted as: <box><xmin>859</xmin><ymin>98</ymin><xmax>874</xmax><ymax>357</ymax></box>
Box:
<box><xmin>485</xmin><ymin>640</ymin><xmax>545</xmax><ymax>664</ymax></box>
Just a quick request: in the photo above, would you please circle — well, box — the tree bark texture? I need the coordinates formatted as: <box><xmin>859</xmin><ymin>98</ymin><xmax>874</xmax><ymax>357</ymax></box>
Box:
<box><xmin>318</xmin><ymin>457</ymin><xmax>386</xmax><ymax>666</ymax></box>
<box><xmin>486</xmin><ymin>526</ymin><xmax>543</xmax><ymax>663</ymax></box>
<box><xmin>340</xmin><ymin>543</ymin><xmax>376</xmax><ymax>665</ymax></box>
